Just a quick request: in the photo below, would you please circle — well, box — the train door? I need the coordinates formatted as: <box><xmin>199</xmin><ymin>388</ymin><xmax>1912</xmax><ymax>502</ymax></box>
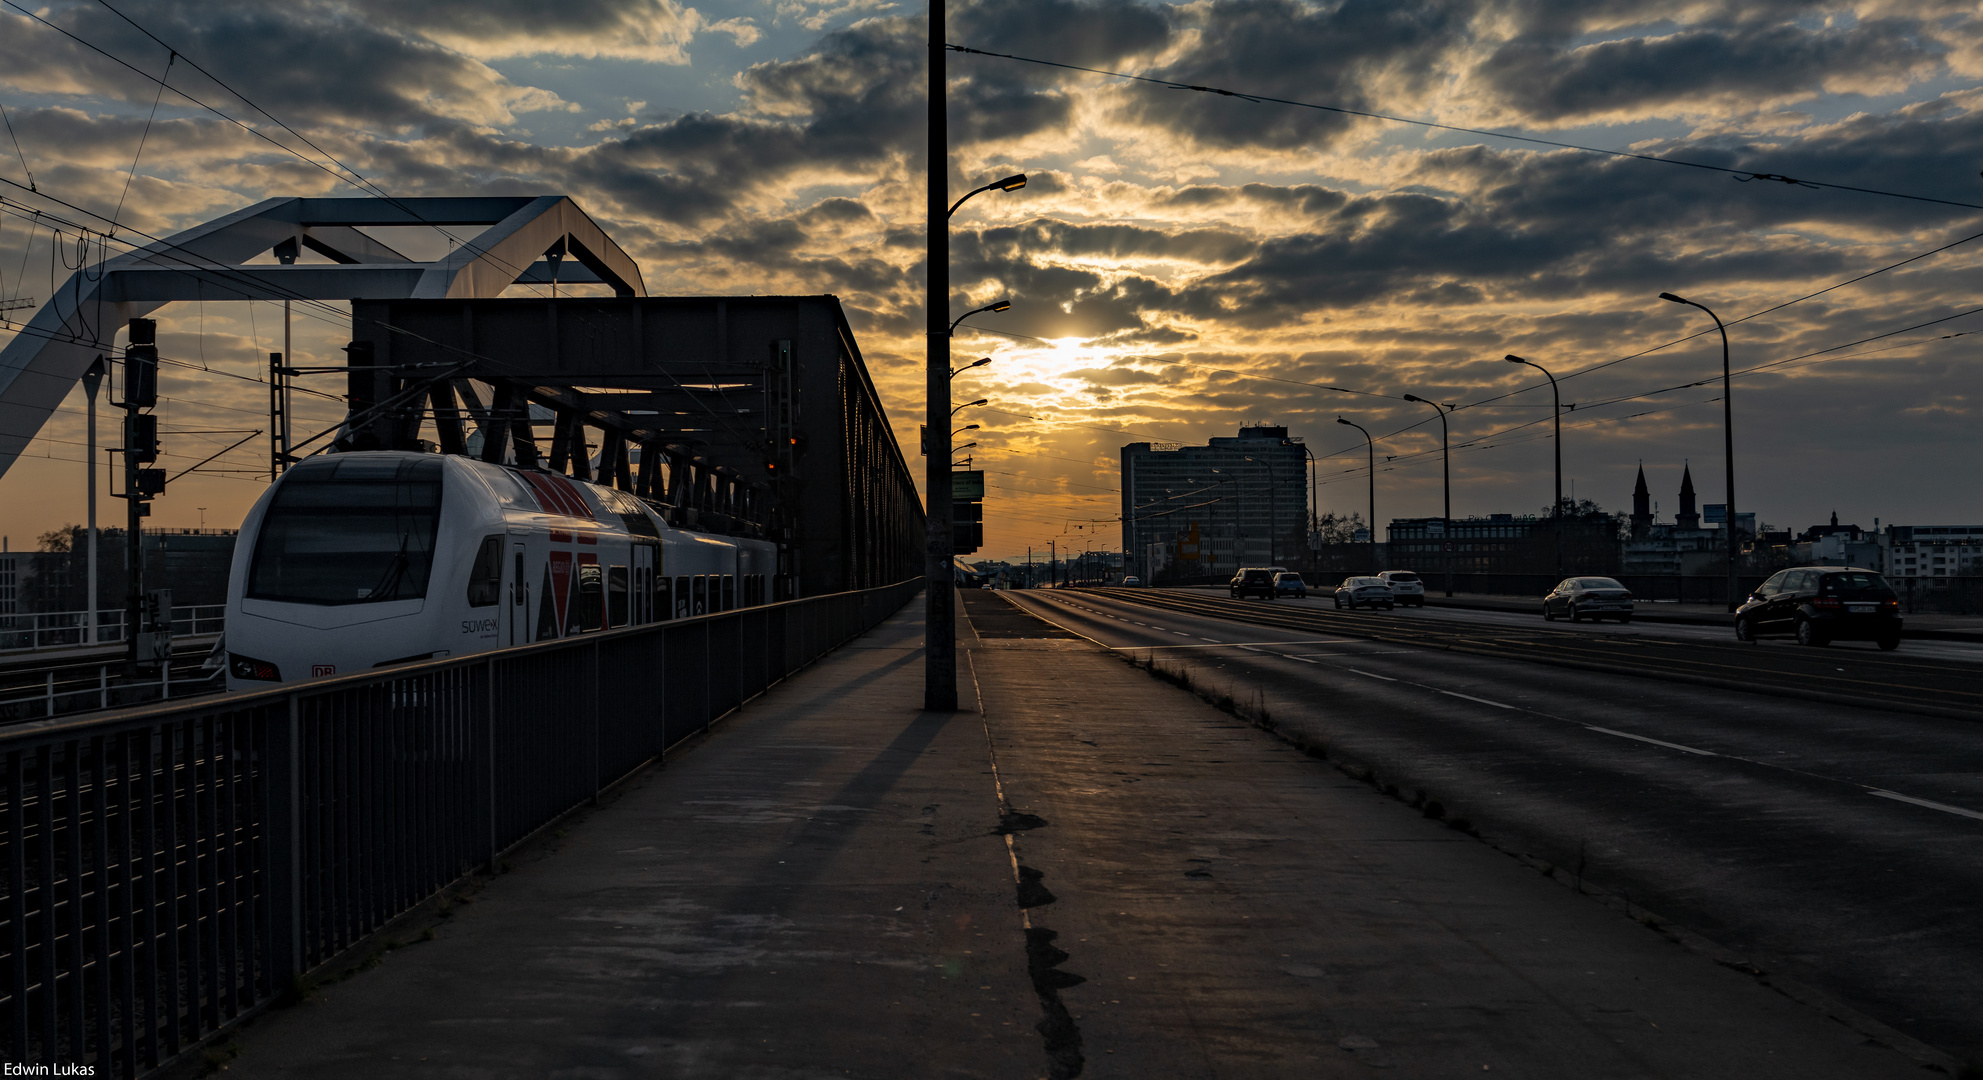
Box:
<box><xmin>510</xmin><ymin>543</ymin><xmax>527</xmax><ymax>646</ymax></box>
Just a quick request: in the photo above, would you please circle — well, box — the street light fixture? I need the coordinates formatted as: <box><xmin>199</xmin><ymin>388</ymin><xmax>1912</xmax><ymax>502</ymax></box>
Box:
<box><xmin>1336</xmin><ymin>416</ymin><xmax>1377</xmax><ymax>570</ymax></box>
<box><xmin>951</xmin><ymin>398</ymin><xmax>988</xmax><ymax>417</ymax></box>
<box><xmin>951</xmin><ymin>356</ymin><xmax>992</xmax><ymax>377</ymax></box>
<box><xmin>953</xmin><ymin>441</ymin><xmax>978</xmax><ymax>454</ymax></box>
<box><xmin>952</xmin><ymin>423</ymin><xmax>979</xmax><ymax>435</ymax></box>
<box><xmin>1402</xmin><ymin>394</ymin><xmax>1455</xmax><ymax>597</ymax></box>
<box><xmin>1661</xmin><ymin>291</ymin><xmax>1740</xmax><ymax>612</ymax></box>
<box><xmin>1504</xmin><ymin>354</ymin><xmax>1563</xmax><ymax>579</ymax></box>
<box><xmin>948</xmin><ymin>174</ymin><xmax>1028</xmax><ymax>219</ymax></box>
<box><xmin>950</xmin><ymin>300</ymin><xmax>1011</xmax><ymax>335</ymax></box>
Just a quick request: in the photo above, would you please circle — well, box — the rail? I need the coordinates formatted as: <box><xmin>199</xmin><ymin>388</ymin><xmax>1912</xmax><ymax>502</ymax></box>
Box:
<box><xmin>0</xmin><ymin>607</ymin><xmax>227</xmax><ymax>654</ymax></box>
<box><xmin>0</xmin><ymin>577</ymin><xmax>921</xmax><ymax>1076</ymax></box>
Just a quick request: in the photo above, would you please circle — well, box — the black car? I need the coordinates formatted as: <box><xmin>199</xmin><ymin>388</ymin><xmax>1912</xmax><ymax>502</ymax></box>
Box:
<box><xmin>1230</xmin><ymin>567</ymin><xmax>1277</xmax><ymax>600</ymax></box>
<box><xmin>1735</xmin><ymin>566</ymin><xmax>1901</xmax><ymax>649</ymax></box>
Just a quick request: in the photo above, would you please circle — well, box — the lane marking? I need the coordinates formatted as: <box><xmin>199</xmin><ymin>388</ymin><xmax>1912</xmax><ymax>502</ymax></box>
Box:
<box><xmin>1585</xmin><ymin>726</ymin><xmax>1718</xmax><ymax>757</ymax></box>
<box><xmin>1347</xmin><ymin>668</ymin><xmax>1396</xmax><ymax>682</ymax></box>
<box><xmin>1200</xmin><ymin>637</ymin><xmax>1221</xmax><ymax>643</ymax></box>
<box><xmin>1108</xmin><ymin>640</ymin><xmax>1353</xmax><ymax>651</ymax></box>
<box><xmin>1173</xmin><ymin>632</ymin><xmax>1192</xmax><ymax>637</ymax></box>
<box><xmin>1440</xmin><ymin>690</ymin><xmax>1514</xmax><ymax>710</ymax></box>
<box><xmin>1867</xmin><ymin>790</ymin><xmax>1983</xmax><ymax>822</ymax></box>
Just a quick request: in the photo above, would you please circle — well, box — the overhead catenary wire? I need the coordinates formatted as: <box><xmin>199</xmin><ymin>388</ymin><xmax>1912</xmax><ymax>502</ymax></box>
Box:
<box><xmin>946</xmin><ymin>43</ymin><xmax>1983</xmax><ymax>215</ymax></box>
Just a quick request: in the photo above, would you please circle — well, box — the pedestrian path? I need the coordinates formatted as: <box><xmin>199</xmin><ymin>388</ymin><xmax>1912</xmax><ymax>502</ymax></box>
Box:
<box><xmin>218</xmin><ymin>591</ymin><xmax>1937</xmax><ymax>1078</ymax></box>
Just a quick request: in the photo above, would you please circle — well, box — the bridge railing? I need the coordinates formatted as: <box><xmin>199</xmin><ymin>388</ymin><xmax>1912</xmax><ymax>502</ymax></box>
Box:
<box><xmin>0</xmin><ymin>606</ymin><xmax>227</xmax><ymax>654</ymax></box>
<box><xmin>0</xmin><ymin>577</ymin><xmax>921</xmax><ymax>1077</ymax></box>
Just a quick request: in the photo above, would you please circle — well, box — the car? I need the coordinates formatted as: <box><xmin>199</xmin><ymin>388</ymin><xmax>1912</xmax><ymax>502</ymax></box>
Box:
<box><xmin>1378</xmin><ymin>570</ymin><xmax>1426</xmax><ymax>607</ymax></box>
<box><xmin>1735</xmin><ymin>566</ymin><xmax>1901</xmax><ymax>649</ymax></box>
<box><xmin>1542</xmin><ymin>577</ymin><xmax>1635</xmax><ymax>622</ymax></box>
<box><xmin>1230</xmin><ymin>567</ymin><xmax>1278</xmax><ymax>600</ymax></box>
<box><xmin>1334</xmin><ymin>576</ymin><xmax>1394</xmax><ymax>610</ymax></box>
<box><xmin>1121</xmin><ymin>575</ymin><xmax>1142</xmax><ymax>587</ymax></box>
<box><xmin>1273</xmin><ymin>571</ymin><xmax>1306</xmax><ymax>598</ymax></box>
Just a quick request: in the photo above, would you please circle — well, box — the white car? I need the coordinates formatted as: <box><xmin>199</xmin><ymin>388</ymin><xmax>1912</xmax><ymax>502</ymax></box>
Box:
<box><xmin>1334</xmin><ymin>577</ymin><xmax>1394</xmax><ymax>610</ymax></box>
<box><xmin>1378</xmin><ymin>570</ymin><xmax>1426</xmax><ymax>607</ymax></box>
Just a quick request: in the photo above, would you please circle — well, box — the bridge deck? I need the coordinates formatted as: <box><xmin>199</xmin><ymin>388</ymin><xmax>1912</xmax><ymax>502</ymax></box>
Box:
<box><xmin>219</xmin><ymin>594</ymin><xmax>1926</xmax><ymax>1078</ymax></box>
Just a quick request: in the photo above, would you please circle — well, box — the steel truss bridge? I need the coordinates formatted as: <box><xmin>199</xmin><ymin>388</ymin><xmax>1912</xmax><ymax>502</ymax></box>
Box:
<box><xmin>0</xmin><ymin>196</ymin><xmax>921</xmax><ymax>595</ymax></box>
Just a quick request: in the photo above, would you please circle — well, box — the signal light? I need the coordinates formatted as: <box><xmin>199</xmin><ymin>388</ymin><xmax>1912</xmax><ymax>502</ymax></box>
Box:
<box><xmin>127</xmin><ymin>317</ymin><xmax>155</xmax><ymax>345</ymax></box>
<box><xmin>124</xmin><ymin>344</ymin><xmax>158</xmax><ymax>408</ymax></box>
<box><xmin>125</xmin><ymin>413</ymin><xmax>158</xmax><ymax>463</ymax></box>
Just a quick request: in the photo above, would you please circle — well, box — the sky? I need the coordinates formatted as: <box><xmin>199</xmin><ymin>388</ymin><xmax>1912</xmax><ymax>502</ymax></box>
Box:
<box><xmin>1</xmin><ymin>0</ymin><xmax>1981</xmax><ymax>561</ymax></box>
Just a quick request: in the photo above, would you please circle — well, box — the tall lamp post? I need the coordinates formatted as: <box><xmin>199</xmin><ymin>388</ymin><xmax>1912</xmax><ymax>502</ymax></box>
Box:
<box><xmin>1661</xmin><ymin>292</ymin><xmax>1739</xmax><ymax>612</ymax></box>
<box><xmin>1402</xmin><ymin>394</ymin><xmax>1454</xmax><ymax>596</ymax></box>
<box><xmin>1336</xmin><ymin>417</ymin><xmax>1376</xmax><ymax>570</ymax></box>
<box><xmin>1504</xmin><ymin>355</ymin><xmax>1562</xmax><ymax>579</ymax></box>
<box><xmin>1296</xmin><ymin>442</ymin><xmax>1317</xmax><ymax>570</ymax></box>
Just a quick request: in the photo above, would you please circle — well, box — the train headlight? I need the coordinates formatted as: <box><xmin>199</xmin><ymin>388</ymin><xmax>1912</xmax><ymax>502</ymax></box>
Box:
<box><xmin>229</xmin><ymin>653</ymin><xmax>282</xmax><ymax>682</ymax></box>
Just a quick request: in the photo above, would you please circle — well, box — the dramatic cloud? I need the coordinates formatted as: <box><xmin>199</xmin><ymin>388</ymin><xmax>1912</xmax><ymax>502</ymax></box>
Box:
<box><xmin>2</xmin><ymin>0</ymin><xmax>1981</xmax><ymax>555</ymax></box>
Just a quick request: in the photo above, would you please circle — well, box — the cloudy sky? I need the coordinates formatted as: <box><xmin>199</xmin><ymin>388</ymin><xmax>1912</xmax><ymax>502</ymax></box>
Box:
<box><xmin>1</xmin><ymin>0</ymin><xmax>1980</xmax><ymax>560</ymax></box>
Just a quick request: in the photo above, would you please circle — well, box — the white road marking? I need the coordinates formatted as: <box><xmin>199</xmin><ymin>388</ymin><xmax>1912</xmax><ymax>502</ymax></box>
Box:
<box><xmin>1868</xmin><ymin>789</ymin><xmax>1983</xmax><ymax>822</ymax></box>
<box><xmin>1111</xmin><ymin>640</ymin><xmax>1347</xmax><ymax>651</ymax></box>
<box><xmin>1347</xmin><ymin>669</ymin><xmax>1397</xmax><ymax>682</ymax></box>
<box><xmin>1200</xmin><ymin>637</ymin><xmax>1221</xmax><ymax>642</ymax></box>
<box><xmin>1585</xmin><ymin>726</ymin><xmax>1718</xmax><ymax>757</ymax></box>
<box><xmin>1439</xmin><ymin>690</ymin><xmax>1514</xmax><ymax>710</ymax></box>
<box><xmin>1174</xmin><ymin>632</ymin><xmax>1192</xmax><ymax>637</ymax></box>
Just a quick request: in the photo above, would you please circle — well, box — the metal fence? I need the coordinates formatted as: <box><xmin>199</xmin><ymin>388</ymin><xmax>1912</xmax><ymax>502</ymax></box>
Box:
<box><xmin>0</xmin><ymin>577</ymin><xmax>920</xmax><ymax>1076</ymax></box>
<box><xmin>0</xmin><ymin>607</ymin><xmax>227</xmax><ymax>654</ymax></box>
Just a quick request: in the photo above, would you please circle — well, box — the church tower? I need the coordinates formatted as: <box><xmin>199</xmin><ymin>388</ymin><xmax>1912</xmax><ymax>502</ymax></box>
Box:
<box><xmin>1675</xmin><ymin>463</ymin><xmax>1700</xmax><ymax>531</ymax></box>
<box><xmin>1630</xmin><ymin>463</ymin><xmax>1652</xmax><ymax>539</ymax></box>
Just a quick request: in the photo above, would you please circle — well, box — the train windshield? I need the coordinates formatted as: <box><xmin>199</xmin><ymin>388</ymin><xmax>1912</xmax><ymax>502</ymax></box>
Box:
<box><xmin>246</xmin><ymin>457</ymin><xmax>443</xmax><ymax>605</ymax></box>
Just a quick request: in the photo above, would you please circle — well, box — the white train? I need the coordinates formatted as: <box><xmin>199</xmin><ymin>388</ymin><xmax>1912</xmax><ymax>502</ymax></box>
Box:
<box><xmin>222</xmin><ymin>451</ymin><xmax>778</xmax><ymax>690</ymax></box>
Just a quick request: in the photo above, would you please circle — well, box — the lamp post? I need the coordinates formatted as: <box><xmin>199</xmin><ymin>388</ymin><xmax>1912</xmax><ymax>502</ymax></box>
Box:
<box><xmin>1504</xmin><ymin>355</ymin><xmax>1562</xmax><ymax>579</ymax></box>
<box><xmin>951</xmin><ymin>356</ymin><xmax>991</xmax><ymax>377</ymax></box>
<box><xmin>1296</xmin><ymin>442</ymin><xmax>1317</xmax><ymax>570</ymax></box>
<box><xmin>1336</xmin><ymin>417</ymin><xmax>1376</xmax><ymax>570</ymax></box>
<box><xmin>1661</xmin><ymin>292</ymin><xmax>1739</xmax><ymax>612</ymax></box>
<box><xmin>1402</xmin><ymin>394</ymin><xmax>1454</xmax><ymax>597</ymax></box>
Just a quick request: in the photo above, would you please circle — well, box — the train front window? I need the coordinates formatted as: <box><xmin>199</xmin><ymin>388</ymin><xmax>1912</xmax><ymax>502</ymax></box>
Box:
<box><xmin>247</xmin><ymin>458</ymin><xmax>443</xmax><ymax>605</ymax></box>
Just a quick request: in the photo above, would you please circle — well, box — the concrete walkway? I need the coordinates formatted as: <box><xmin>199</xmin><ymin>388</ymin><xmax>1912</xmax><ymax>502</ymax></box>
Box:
<box><xmin>219</xmin><ymin>593</ymin><xmax>1939</xmax><ymax>1079</ymax></box>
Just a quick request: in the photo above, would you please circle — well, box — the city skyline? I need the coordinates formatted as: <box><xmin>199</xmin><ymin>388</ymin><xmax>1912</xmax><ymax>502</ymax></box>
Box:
<box><xmin>1</xmin><ymin>0</ymin><xmax>1980</xmax><ymax>557</ymax></box>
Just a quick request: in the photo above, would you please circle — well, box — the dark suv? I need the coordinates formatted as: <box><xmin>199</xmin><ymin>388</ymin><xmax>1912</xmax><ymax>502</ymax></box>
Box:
<box><xmin>1230</xmin><ymin>567</ymin><xmax>1277</xmax><ymax>600</ymax></box>
<box><xmin>1735</xmin><ymin>566</ymin><xmax>1902</xmax><ymax>649</ymax></box>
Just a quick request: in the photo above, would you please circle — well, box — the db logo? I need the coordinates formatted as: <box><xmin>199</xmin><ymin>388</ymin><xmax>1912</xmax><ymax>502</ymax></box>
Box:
<box><xmin>312</xmin><ymin>664</ymin><xmax>336</xmax><ymax>677</ymax></box>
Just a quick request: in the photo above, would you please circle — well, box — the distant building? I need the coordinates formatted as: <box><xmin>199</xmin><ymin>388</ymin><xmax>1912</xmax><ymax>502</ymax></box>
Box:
<box><xmin>1388</xmin><ymin>512</ymin><xmax>1620</xmax><ymax>575</ymax></box>
<box><xmin>1622</xmin><ymin>464</ymin><xmax>1742</xmax><ymax>575</ymax></box>
<box><xmin>1121</xmin><ymin>426</ymin><xmax>1308</xmax><ymax>580</ymax></box>
<box><xmin>1879</xmin><ymin>524</ymin><xmax>1983</xmax><ymax>580</ymax></box>
<box><xmin>1792</xmin><ymin>512</ymin><xmax>1883</xmax><ymax>569</ymax></box>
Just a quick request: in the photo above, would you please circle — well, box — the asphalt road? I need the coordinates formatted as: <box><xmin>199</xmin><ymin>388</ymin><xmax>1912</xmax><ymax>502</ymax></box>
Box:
<box><xmin>1000</xmin><ymin>587</ymin><xmax>1983</xmax><ymax>1066</ymax></box>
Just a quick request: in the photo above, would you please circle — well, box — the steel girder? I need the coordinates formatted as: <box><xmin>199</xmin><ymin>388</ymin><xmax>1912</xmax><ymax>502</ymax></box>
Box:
<box><xmin>0</xmin><ymin>195</ymin><xmax>644</xmax><ymax>480</ymax></box>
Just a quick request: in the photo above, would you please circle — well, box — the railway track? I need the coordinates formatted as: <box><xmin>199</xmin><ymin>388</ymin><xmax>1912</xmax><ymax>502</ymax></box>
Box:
<box><xmin>1069</xmin><ymin>588</ymin><xmax>1983</xmax><ymax>722</ymax></box>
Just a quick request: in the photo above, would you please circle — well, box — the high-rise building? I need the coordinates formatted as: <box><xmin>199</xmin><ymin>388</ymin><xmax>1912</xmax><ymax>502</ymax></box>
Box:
<box><xmin>1120</xmin><ymin>426</ymin><xmax>1308</xmax><ymax>581</ymax></box>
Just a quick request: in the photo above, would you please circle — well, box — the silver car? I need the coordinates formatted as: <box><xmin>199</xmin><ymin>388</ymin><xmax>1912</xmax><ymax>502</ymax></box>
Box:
<box><xmin>1334</xmin><ymin>576</ymin><xmax>1394</xmax><ymax>611</ymax></box>
<box><xmin>1378</xmin><ymin>570</ymin><xmax>1426</xmax><ymax>607</ymax></box>
<box><xmin>1542</xmin><ymin>577</ymin><xmax>1635</xmax><ymax>623</ymax></box>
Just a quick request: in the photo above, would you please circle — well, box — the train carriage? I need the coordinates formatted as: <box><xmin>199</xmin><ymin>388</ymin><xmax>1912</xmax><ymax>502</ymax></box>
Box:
<box><xmin>224</xmin><ymin>451</ymin><xmax>776</xmax><ymax>690</ymax></box>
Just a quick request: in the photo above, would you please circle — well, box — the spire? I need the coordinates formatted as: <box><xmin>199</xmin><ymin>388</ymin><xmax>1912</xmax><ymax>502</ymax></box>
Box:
<box><xmin>1676</xmin><ymin>463</ymin><xmax>1700</xmax><ymax>531</ymax></box>
<box><xmin>1630</xmin><ymin>462</ymin><xmax>1652</xmax><ymax>538</ymax></box>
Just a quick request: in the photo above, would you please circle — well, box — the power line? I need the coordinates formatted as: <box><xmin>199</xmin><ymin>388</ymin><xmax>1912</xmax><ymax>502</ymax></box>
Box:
<box><xmin>946</xmin><ymin>43</ymin><xmax>1983</xmax><ymax>214</ymax></box>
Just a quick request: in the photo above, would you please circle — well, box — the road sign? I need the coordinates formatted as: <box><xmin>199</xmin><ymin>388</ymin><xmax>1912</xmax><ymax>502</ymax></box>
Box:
<box><xmin>1704</xmin><ymin>503</ymin><xmax>1727</xmax><ymax>523</ymax></box>
<box><xmin>952</xmin><ymin>470</ymin><xmax>985</xmax><ymax>500</ymax></box>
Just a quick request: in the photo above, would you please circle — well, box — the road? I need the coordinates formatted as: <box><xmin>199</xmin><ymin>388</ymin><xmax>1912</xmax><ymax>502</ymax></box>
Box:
<box><xmin>999</xmin><ymin>586</ymin><xmax>1983</xmax><ymax>1065</ymax></box>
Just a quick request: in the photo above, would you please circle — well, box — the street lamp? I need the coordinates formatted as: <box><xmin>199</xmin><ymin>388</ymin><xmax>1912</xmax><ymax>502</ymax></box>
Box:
<box><xmin>950</xmin><ymin>300</ymin><xmax>1011</xmax><ymax>335</ymax></box>
<box><xmin>948</xmin><ymin>174</ymin><xmax>1027</xmax><ymax>218</ymax></box>
<box><xmin>952</xmin><ymin>424</ymin><xmax>979</xmax><ymax>435</ymax></box>
<box><xmin>1661</xmin><ymin>292</ymin><xmax>1739</xmax><ymax>612</ymax></box>
<box><xmin>1402</xmin><ymin>394</ymin><xmax>1455</xmax><ymax>597</ymax></box>
<box><xmin>1504</xmin><ymin>354</ymin><xmax>1562</xmax><ymax>579</ymax></box>
<box><xmin>1336</xmin><ymin>416</ymin><xmax>1377</xmax><ymax>570</ymax></box>
<box><xmin>1296</xmin><ymin>442</ymin><xmax>1318</xmax><ymax>571</ymax></box>
<box><xmin>951</xmin><ymin>356</ymin><xmax>991</xmax><ymax>377</ymax></box>
<box><xmin>951</xmin><ymin>398</ymin><xmax>988</xmax><ymax>417</ymax></box>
